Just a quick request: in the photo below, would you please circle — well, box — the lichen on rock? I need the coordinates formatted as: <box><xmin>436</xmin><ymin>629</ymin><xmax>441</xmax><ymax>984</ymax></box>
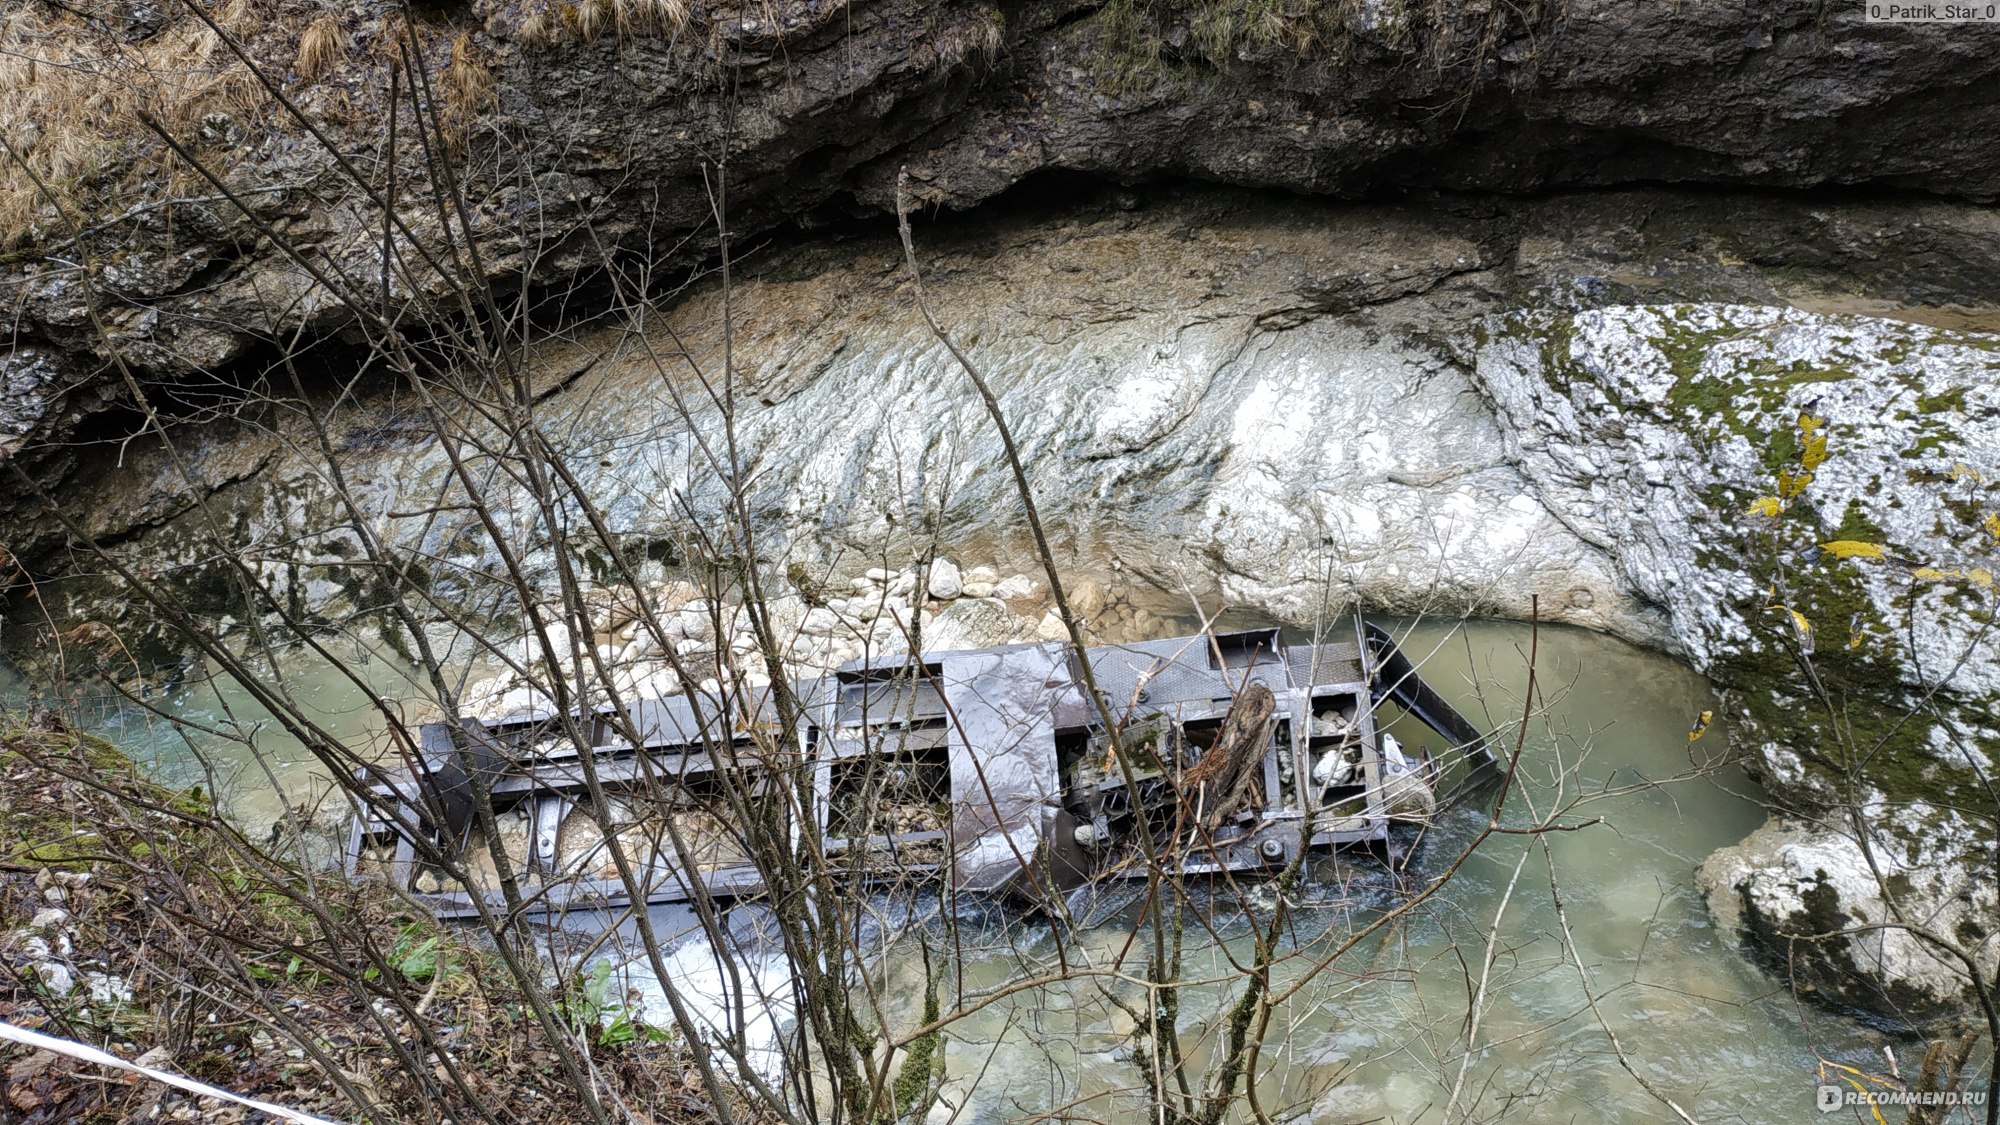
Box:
<box><xmin>1478</xmin><ymin>303</ymin><xmax>2000</xmax><ymax>1019</ymax></box>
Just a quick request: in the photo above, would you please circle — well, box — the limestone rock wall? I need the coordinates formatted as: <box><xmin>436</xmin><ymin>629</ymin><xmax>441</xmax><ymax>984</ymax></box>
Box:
<box><xmin>3</xmin><ymin>187</ymin><xmax>1997</xmax><ymax>1020</ymax></box>
<box><xmin>1478</xmin><ymin>303</ymin><xmax>2000</xmax><ymax>1019</ymax></box>
<box><xmin>5</xmin><ymin>0</ymin><xmax>2000</xmax><ymax>511</ymax></box>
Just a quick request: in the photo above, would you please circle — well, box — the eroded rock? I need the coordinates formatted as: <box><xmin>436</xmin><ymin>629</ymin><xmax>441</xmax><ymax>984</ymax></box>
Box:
<box><xmin>1479</xmin><ymin>303</ymin><xmax>2000</xmax><ymax>1017</ymax></box>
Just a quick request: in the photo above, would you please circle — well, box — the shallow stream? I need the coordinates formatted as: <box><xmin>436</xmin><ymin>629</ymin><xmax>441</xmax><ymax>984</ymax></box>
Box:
<box><xmin>0</xmin><ymin>619</ymin><xmax>1908</xmax><ymax>1121</ymax></box>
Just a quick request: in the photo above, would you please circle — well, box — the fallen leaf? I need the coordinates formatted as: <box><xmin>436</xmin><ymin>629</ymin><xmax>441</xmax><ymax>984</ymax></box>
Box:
<box><xmin>1819</xmin><ymin>540</ymin><xmax>1888</xmax><ymax>560</ymax></box>
<box><xmin>1767</xmin><ymin>603</ymin><xmax>1815</xmax><ymax>653</ymax></box>
<box><xmin>7</xmin><ymin>1051</ymin><xmax>56</xmax><ymax>1082</ymax></box>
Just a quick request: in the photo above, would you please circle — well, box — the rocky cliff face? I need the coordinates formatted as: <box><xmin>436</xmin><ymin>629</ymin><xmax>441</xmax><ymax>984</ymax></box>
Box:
<box><xmin>2</xmin><ymin>0</ymin><xmax>1998</xmax><ymax>1024</ymax></box>
<box><xmin>1480</xmin><ymin>302</ymin><xmax>1999</xmax><ymax>1019</ymax></box>
<box><xmin>5</xmin><ymin>0</ymin><xmax>2000</xmax><ymax>517</ymax></box>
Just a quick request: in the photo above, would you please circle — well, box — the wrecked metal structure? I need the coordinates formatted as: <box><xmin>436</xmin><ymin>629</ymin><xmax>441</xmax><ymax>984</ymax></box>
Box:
<box><xmin>347</xmin><ymin>621</ymin><xmax>1494</xmax><ymax>921</ymax></box>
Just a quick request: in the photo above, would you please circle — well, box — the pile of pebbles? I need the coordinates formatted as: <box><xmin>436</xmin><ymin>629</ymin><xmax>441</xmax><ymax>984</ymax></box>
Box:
<box><xmin>462</xmin><ymin>559</ymin><xmax>1169</xmax><ymax>721</ymax></box>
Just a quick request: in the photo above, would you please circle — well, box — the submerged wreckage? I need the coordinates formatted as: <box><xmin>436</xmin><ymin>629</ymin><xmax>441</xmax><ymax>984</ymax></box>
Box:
<box><xmin>348</xmin><ymin>621</ymin><xmax>1496</xmax><ymax>921</ymax></box>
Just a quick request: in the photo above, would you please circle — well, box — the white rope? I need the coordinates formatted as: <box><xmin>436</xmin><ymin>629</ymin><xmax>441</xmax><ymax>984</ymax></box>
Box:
<box><xmin>0</xmin><ymin>1019</ymin><xmax>349</xmax><ymax>1125</ymax></box>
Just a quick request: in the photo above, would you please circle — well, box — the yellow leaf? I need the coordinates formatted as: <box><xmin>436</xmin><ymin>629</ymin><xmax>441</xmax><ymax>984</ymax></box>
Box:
<box><xmin>1800</xmin><ymin>432</ymin><xmax>1829</xmax><ymax>472</ymax></box>
<box><xmin>1984</xmin><ymin>512</ymin><xmax>2000</xmax><ymax>543</ymax></box>
<box><xmin>1819</xmin><ymin>540</ymin><xmax>1888</xmax><ymax>560</ymax></box>
<box><xmin>1686</xmin><ymin>710</ymin><xmax>1713</xmax><ymax>743</ymax></box>
<box><xmin>1912</xmin><ymin>566</ymin><xmax>1994</xmax><ymax>589</ymax></box>
<box><xmin>1744</xmin><ymin>496</ymin><xmax>1782</xmax><ymax>518</ymax></box>
<box><xmin>1797</xmin><ymin>410</ymin><xmax>1827</xmax><ymax>435</ymax></box>
<box><xmin>1778</xmin><ymin>470</ymin><xmax>1815</xmax><ymax>499</ymax></box>
<box><xmin>1951</xmin><ymin>462</ymin><xmax>1986</xmax><ymax>484</ymax></box>
<box><xmin>1767</xmin><ymin>603</ymin><xmax>1815</xmax><ymax>652</ymax></box>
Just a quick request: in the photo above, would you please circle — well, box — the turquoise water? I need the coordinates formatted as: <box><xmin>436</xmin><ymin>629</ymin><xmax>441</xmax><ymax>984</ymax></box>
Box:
<box><xmin>4</xmin><ymin>618</ymin><xmax>1956</xmax><ymax>1121</ymax></box>
<box><xmin>855</xmin><ymin>619</ymin><xmax>1929</xmax><ymax>1123</ymax></box>
<box><xmin>2</xmin><ymin>633</ymin><xmax>435</xmax><ymax>862</ymax></box>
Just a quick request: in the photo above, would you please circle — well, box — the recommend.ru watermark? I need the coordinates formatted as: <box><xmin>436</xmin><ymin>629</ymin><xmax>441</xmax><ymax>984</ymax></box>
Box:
<box><xmin>1864</xmin><ymin>2</ymin><xmax>2000</xmax><ymax>20</ymax></box>
<box><xmin>1819</xmin><ymin>1085</ymin><xmax>1989</xmax><ymax>1113</ymax></box>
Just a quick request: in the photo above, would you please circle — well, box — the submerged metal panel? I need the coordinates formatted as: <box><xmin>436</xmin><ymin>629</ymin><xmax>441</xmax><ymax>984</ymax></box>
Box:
<box><xmin>359</xmin><ymin>620</ymin><xmax>1488</xmax><ymax>919</ymax></box>
<box><xmin>939</xmin><ymin>644</ymin><xmax>1081</xmax><ymax>895</ymax></box>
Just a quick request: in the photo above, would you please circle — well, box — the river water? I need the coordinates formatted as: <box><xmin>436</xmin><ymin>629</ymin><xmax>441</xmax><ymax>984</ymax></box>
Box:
<box><xmin>837</xmin><ymin>618</ymin><xmax>1897</xmax><ymax>1123</ymax></box>
<box><xmin>0</xmin><ymin>618</ymin><xmax>1910</xmax><ymax>1122</ymax></box>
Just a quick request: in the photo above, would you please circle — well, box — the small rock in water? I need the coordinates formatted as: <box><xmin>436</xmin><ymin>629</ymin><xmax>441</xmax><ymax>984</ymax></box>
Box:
<box><xmin>414</xmin><ymin>870</ymin><xmax>443</xmax><ymax>894</ymax></box>
<box><xmin>960</xmin><ymin>580</ymin><xmax>997</xmax><ymax>599</ymax></box>
<box><xmin>865</xmin><ymin>567</ymin><xmax>896</xmax><ymax>582</ymax></box>
<box><xmin>964</xmin><ymin>565</ymin><xmax>1000</xmax><ymax>585</ymax></box>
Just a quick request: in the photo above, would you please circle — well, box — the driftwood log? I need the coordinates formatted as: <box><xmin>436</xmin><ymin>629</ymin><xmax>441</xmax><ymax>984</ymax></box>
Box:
<box><xmin>1181</xmin><ymin>682</ymin><xmax>1276</xmax><ymax>835</ymax></box>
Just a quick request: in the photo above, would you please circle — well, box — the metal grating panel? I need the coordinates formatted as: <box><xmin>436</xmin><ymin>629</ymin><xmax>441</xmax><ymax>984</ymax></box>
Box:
<box><xmin>1287</xmin><ymin>642</ymin><xmax>1362</xmax><ymax>688</ymax></box>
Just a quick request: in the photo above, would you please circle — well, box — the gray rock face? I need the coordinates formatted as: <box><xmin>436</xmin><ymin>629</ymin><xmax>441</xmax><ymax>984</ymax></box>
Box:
<box><xmin>3</xmin><ymin>0</ymin><xmax>2000</xmax><ymax>492</ymax></box>
<box><xmin>0</xmin><ymin>348</ymin><xmax>67</xmax><ymax>460</ymax></box>
<box><xmin>1478</xmin><ymin>303</ymin><xmax>1999</xmax><ymax>1019</ymax></box>
<box><xmin>1697</xmin><ymin>818</ymin><xmax>1997</xmax><ymax>1021</ymax></box>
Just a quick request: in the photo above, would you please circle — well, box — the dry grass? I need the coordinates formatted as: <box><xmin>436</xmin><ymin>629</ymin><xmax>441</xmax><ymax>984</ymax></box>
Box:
<box><xmin>1104</xmin><ymin>0</ymin><xmax>1557</xmax><ymax>73</ymax></box>
<box><xmin>0</xmin><ymin>2</ymin><xmax>431</xmax><ymax>254</ymax></box>
<box><xmin>515</xmin><ymin>0</ymin><xmax>693</xmax><ymax>49</ymax></box>
<box><xmin>615</xmin><ymin>0</ymin><xmax>693</xmax><ymax>39</ymax></box>
<box><xmin>0</xmin><ymin>3</ymin><xmax>285</xmax><ymax>251</ymax></box>
<box><xmin>444</xmin><ymin>32</ymin><xmax>497</xmax><ymax>122</ymax></box>
<box><xmin>294</xmin><ymin>12</ymin><xmax>349</xmax><ymax>84</ymax></box>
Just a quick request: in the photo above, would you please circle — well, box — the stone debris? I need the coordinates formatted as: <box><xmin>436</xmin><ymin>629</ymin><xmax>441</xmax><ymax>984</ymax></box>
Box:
<box><xmin>460</xmin><ymin>560</ymin><xmax>1153</xmax><ymax>724</ymax></box>
<box><xmin>1</xmin><ymin>872</ymin><xmax>130</xmax><ymax>1008</ymax></box>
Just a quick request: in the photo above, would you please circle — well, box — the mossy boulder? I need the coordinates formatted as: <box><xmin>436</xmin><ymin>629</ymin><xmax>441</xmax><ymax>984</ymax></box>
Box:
<box><xmin>1478</xmin><ymin>304</ymin><xmax>1999</xmax><ymax>1021</ymax></box>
